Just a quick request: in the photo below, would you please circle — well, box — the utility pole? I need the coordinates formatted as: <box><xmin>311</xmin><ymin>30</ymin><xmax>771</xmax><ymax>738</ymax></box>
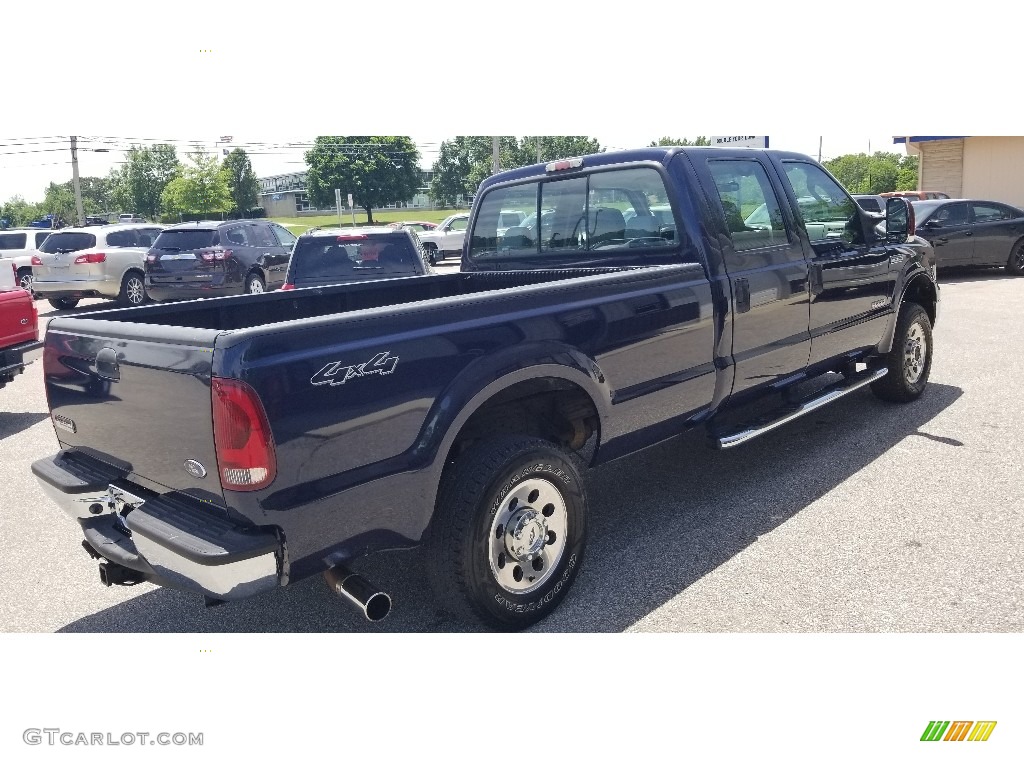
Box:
<box><xmin>536</xmin><ymin>136</ymin><xmax>542</xmax><ymax>164</ymax></box>
<box><xmin>70</xmin><ymin>136</ymin><xmax>85</xmax><ymax>226</ymax></box>
<box><xmin>817</xmin><ymin>136</ymin><xmax>822</xmax><ymax>163</ymax></box>
<box><xmin>492</xmin><ymin>136</ymin><xmax>500</xmax><ymax>174</ymax></box>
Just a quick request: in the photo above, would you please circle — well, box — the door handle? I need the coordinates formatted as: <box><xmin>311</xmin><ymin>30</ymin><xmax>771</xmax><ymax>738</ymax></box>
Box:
<box><xmin>734</xmin><ymin>277</ymin><xmax>751</xmax><ymax>313</ymax></box>
<box><xmin>964</xmin><ymin>231</ymin><xmax>973</xmax><ymax>237</ymax></box>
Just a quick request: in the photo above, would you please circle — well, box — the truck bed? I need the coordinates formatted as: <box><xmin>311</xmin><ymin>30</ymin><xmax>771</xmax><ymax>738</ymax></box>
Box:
<box><xmin>68</xmin><ymin>269</ymin><xmax>636</xmax><ymax>332</ymax></box>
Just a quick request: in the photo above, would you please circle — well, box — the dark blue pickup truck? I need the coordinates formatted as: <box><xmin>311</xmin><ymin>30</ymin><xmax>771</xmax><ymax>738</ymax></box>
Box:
<box><xmin>32</xmin><ymin>147</ymin><xmax>938</xmax><ymax>629</ymax></box>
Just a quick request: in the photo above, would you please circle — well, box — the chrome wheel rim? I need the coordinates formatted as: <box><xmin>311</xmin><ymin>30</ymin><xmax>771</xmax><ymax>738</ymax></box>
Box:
<box><xmin>1015</xmin><ymin>246</ymin><xmax>1024</xmax><ymax>271</ymax></box>
<box><xmin>248</xmin><ymin>279</ymin><xmax>264</xmax><ymax>294</ymax></box>
<box><xmin>488</xmin><ymin>477</ymin><xmax>568</xmax><ymax>594</ymax></box>
<box><xmin>19</xmin><ymin>273</ymin><xmax>33</xmax><ymax>291</ymax></box>
<box><xmin>126</xmin><ymin>277</ymin><xmax>145</xmax><ymax>305</ymax></box>
<box><xmin>903</xmin><ymin>321</ymin><xmax>927</xmax><ymax>385</ymax></box>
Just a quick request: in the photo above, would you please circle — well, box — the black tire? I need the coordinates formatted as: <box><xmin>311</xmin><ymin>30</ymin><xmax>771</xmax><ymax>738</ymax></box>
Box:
<box><xmin>16</xmin><ymin>268</ymin><xmax>33</xmax><ymax>293</ymax></box>
<box><xmin>117</xmin><ymin>271</ymin><xmax>147</xmax><ymax>307</ymax></box>
<box><xmin>423</xmin><ymin>244</ymin><xmax>439</xmax><ymax>265</ymax></box>
<box><xmin>1006</xmin><ymin>237</ymin><xmax>1024</xmax><ymax>276</ymax></box>
<box><xmin>48</xmin><ymin>297</ymin><xmax>80</xmax><ymax>310</ymax></box>
<box><xmin>871</xmin><ymin>301</ymin><xmax>932</xmax><ymax>403</ymax></box>
<box><xmin>426</xmin><ymin>435</ymin><xmax>588</xmax><ymax>630</ymax></box>
<box><xmin>245</xmin><ymin>273</ymin><xmax>266</xmax><ymax>294</ymax></box>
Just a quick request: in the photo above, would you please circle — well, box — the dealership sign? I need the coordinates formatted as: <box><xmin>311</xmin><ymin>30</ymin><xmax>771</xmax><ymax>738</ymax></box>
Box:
<box><xmin>711</xmin><ymin>136</ymin><xmax>769</xmax><ymax>148</ymax></box>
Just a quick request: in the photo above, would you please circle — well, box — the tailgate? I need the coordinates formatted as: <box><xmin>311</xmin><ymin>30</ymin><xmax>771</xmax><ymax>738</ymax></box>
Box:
<box><xmin>0</xmin><ymin>289</ymin><xmax>37</xmax><ymax>348</ymax></box>
<box><xmin>43</xmin><ymin>322</ymin><xmax>223</xmax><ymax>499</ymax></box>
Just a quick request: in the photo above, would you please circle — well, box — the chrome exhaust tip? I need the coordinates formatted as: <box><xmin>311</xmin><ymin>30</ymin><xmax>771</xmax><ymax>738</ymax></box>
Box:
<box><xmin>323</xmin><ymin>565</ymin><xmax>391</xmax><ymax>622</ymax></box>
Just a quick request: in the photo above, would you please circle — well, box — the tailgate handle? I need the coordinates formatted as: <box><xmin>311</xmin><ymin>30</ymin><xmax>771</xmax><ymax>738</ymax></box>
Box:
<box><xmin>95</xmin><ymin>348</ymin><xmax>120</xmax><ymax>382</ymax></box>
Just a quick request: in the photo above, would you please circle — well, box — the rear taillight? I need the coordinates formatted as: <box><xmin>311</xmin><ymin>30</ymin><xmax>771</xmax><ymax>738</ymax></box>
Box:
<box><xmin>31</xmin><ymin>255</ymin><xmax>42</xmax><ymax>266</ymax></box>
<box><xmin>200</xmin><ymin>248</ymin><xmax>233</xmax><ymax>262</ymax></box>
<box><xmin>145</xmin><ymin>249</ymin><xmax>158</xmax><ymax>263</ymax></box>
<box><xmin>281</xmin><ymin>282</ymin><xmax>295</xmax><ymax>291</ymax></box>
<box><xmin>211</xmin><ymin>377</ymin><xmax>277</xmax><ymax>492</ymax></box>
<box><xmin>73</xmin><ymin>252</ymin><xmax>106</xmax><ymax>264</ymax></box>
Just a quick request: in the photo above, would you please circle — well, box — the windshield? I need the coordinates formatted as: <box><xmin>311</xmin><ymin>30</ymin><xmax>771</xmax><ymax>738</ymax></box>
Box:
<box><xmin>153</xmin><ymin>230</ymin><xmax>219</xmax><ymax>250</ymax></box>
<box><xmin>39</xmin><ymin>232</ymin><xmax>96</xmax><ymax>253</ymax></box>
<box><xmin>291</xmin><ymin>233</ymin><xmax>421</xmax><ymax>283</ymax></box>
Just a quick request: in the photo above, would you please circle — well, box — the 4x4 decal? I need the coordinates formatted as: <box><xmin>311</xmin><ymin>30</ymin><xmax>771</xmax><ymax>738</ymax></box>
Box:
<box><xmin>311</xmin><ymin>352</ymin><xmax>399</xmax><ymax>387</ymax></box>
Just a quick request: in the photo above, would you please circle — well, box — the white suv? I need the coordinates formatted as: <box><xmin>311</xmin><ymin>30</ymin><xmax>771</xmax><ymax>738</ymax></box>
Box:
<box><xmin>0</xmin><ymin>228</ymin><xmax>53</xmax><ymax>291</ymax></box>
<box><xmin>32</xmin><ymin>224</ymin><xmax>165</xmax><ymax>309</ymax></box>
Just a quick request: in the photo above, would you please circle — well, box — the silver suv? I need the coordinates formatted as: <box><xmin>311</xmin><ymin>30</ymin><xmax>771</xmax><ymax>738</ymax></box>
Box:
<box><xmin>32</xmin><ymin>224</ymin><xmax>165</xmax><ymax>309</ymax></box>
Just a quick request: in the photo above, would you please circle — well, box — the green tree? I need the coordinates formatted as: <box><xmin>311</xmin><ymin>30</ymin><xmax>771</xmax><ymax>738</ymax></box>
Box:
<box><xmin>42</xmin><ymin>176</ymin><xmax>114</xmax><ymax>222</ymax></box>
<box><xmin>649</xmin><ymin>136</ymin><xmax>710</xmax><ymax>146</ymax></box>
<box><xmin>824</xmin><ymin>152</ymin><xmax>918</xmax><ymax>194</ymax></box>
<box><xmin>160</xmin><ymin>147</ymin><xmax>232</xmax><ymax>217</ymax></box>
<box><xmin>431</xmin><ymin>136</ymin><xmax>603</xmax><ymax>206</ymax></box>
<box><xmin>0</xmin><ymin>196</ymin><xmax>45</xmax><ymax>227</ymax></box>
<box><xmin>111</xmin><ymin>143</ymin><xmax>181</xmax><ymax>218</ymax></box>
<box><xmin>221</xmin><ymin>148</ymin><xmax>259</xmax><ymax>216</ymax></box>
<box><xmin>305</xmin><ymin>136</ymin><xmax>421</xmax><ymax>223</ymax></box>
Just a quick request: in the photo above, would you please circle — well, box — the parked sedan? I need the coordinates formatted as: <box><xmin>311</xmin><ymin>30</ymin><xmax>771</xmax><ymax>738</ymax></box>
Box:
<box><xmin>282</xmin><ymin>227</ymin><xmax>429</xmax><ymax>290</ymax></box>
<box><xmin>912</xmin><ymin>199</ymin><xmax>1024</xmax><ymax>273</ymax></box>
<box><xmin>32</xmin><ymin>224</ymin><xmax>165</xmax><ymax>309</ymax></box>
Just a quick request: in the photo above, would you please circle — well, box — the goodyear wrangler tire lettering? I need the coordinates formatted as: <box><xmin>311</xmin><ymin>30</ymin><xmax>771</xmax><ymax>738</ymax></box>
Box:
<box><xmin>426</xmin><ymin>436</ymin><xmax>588</xmax><ymax>630</ymax></box>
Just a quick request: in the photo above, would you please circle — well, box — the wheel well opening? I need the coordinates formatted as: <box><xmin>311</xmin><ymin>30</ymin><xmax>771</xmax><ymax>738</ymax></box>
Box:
<box><xmin>904</xmin><ymin>276</ymin><xmax>938</xmax><ymax>326</ymax></box>
<box><xmin>445</xmin><ymin>378</ymin><xmax>601</xmax><ymax>469</ymax></box>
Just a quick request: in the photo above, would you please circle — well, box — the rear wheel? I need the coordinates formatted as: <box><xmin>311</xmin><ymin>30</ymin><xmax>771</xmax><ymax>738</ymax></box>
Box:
<box><xmin>118</xmin><ymin>271</ymin><xmax>147</xmax><ymax>307</ymax></box>
<box><xmin>871</xmin><ymin>301</ymin><xmax>932</xmax><ymax>402</ymax></box>
<box><xmin>1006</xmin><ymin>238</ymin><xmax>1024</xmax><ymax>276</ymax></box>
<box><xmin>48</xmin><ymin>297</ymin><xmax>80</xmax><ymax>310</ymax></box>
<box><xmin>423</xmin><ymin>244</ymin><xmax>439</xmax><ymax>265</ymax></box>
<box><xmin>426</xmin><ymin>435</ymin><xmax>587</xmax><ymax>630</ymax></box>
<box><xmin>246</xmin><ymin>273</ymin><xmax>266</xmax><ymax>294</ymax></box>
<box><xmin>16</xmin><ymin>268</ymin><xmax>33</xmax><ymax>293</ymax></box>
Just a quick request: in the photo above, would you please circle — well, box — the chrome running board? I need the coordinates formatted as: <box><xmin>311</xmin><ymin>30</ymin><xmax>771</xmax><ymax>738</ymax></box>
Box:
<box><xmin>712</xmin><ymin>367</ymin><xmax>888</xmax><ymax>450</ymax></box>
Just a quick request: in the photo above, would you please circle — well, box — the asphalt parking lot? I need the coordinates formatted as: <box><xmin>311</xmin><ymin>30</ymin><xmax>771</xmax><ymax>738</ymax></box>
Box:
<box><xmin>1</xmin><ymin>265</ymin><xmax>1021</xmax><ymax>633</ymax></box>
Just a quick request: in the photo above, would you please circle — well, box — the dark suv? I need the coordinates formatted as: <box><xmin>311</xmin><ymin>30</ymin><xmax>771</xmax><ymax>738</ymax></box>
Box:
<box><xmin>144</xmin><ymin>220</ymin><xmax>297</xmax><ymax>301</ymax></box>
<box><xmin>281</xmin><ymin>226</ymin><xmax>429</xmax><ymax>290</ymax></box>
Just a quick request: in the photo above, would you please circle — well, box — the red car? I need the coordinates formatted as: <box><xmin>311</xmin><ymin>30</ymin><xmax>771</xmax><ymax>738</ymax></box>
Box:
<box><xmin>0</xmin><ymin>283</ymin><xmax>42</xmax><ymax>391</ymax></box>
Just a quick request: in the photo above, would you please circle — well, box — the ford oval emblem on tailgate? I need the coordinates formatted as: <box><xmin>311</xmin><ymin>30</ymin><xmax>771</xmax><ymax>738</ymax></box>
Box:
<box><xmin>184</xmin><ymin>459</ymin><xmax>208</xmax><ymax>479</ymax></box>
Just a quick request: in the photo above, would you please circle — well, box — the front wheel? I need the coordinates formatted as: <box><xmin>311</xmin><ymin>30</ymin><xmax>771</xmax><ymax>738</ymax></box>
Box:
<box><xmin>871</xmin><ymin>301</ymin><xmax>933</xmax><ymax>402</ymax></box>
<box><xmin>426</xmin><ymin>435</ymin><xmax>588</xmax><ymax>630</ymax></box>
<box><xmin>48</xmin><ymin>297</ymin><xmax>80</xmax><ymax>310</ymax></box>
<box><xmin>245</xmin><ymin>273</ymin><xmax>266</xmax><ymax>294</ymax></box>
<box><xmin>1006</xmin><ymin>238</ymin><xmax>1024</xmax><ymax>276</ymax></box>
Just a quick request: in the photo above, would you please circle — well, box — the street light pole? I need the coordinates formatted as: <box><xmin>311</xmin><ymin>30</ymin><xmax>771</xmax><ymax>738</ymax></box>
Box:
<box><xmin>70</xmin><ymin>135</ymin><xmax>85</xmax><ymax>226</ymax></box>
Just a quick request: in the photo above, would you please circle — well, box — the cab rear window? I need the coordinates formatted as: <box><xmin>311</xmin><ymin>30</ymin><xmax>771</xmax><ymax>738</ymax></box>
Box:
<box><xmin>468</xmin><ymin>166</ymin><xmax>681</xmax><ymax>263</ymax></box>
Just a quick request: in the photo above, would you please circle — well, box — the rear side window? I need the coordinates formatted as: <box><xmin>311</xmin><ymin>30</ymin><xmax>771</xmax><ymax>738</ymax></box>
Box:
<box><xmin>105</xmin><ymin>229</ymin><xmax>139</xmax><ymax>247</ymax></box>
<box><xmin>153</xmin><ymin>230</ymin><xmax>219</xmax><ymax>250</ymax></box>
<box><xmin>708</xmin><ymin>159</ymin><xmax>789</xmax><ymax>251</ymax></box>
<box><xmin>0</xmin><ymin>233</ymin><xmax>27</xmax><ymax>249</ymax></box>
<box><xmin>291</xmin><ymin>233</ymin><xmax>420</xmax><ymax>281</ymax></box>
<box><xmin>222</xmin><ymin>225</ymin><xmax>251</xmax><ymax>247</ymax></box>
<box><xmin>35</xmin><ymin>231</ymin><xmax>49</xmax><ymax>247</ymax></box>
<box><xmin>469</xmin><ymin>166</ymin><xmax>682</xmax><ymax>262</ymax></box>
<box><xmin>39</xmin><ymin>232</ymin><xmax>97</xmax><ymax>253</ymax></box>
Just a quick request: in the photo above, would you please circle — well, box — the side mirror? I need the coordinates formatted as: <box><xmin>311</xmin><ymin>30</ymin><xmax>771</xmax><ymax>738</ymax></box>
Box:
<box><xmin>885</xmin><ymin>197</ymin><xmax>913</xmax><ymax>242</ymax></box>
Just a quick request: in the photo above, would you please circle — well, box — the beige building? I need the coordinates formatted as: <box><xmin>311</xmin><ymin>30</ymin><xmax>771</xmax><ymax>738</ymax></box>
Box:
<box><xmin>897</xmin><ymin>136</ymin><xmax>1024</xmax><ymax>208</ymax></box>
